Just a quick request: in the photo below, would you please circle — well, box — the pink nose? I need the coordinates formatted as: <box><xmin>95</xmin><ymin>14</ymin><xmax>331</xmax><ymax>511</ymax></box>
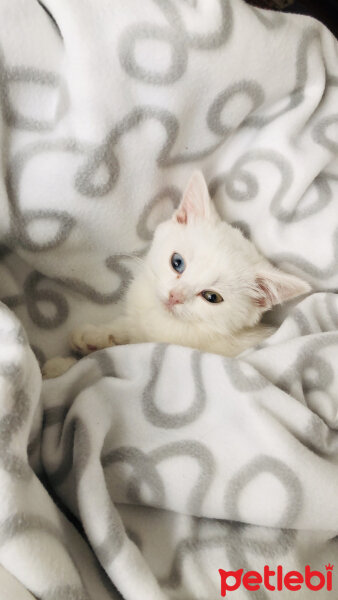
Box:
<box><xmin>168</xmin><ymin>290</ymin><xmax>185</xmax><ymax>307</ymax></box>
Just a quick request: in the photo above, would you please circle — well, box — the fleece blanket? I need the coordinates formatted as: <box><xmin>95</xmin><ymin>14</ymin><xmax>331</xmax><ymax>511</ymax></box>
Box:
<box><xmin>0</xmin><ymin>0</ymin><xmax>338</xmax><ymax>598</ymax></box>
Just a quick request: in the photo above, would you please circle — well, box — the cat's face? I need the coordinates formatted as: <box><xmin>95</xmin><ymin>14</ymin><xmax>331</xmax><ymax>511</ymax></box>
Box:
<box><xmin>146</xmin><ymin>171</ymin><xmax>310</xmax><ymax>336</ymax></box>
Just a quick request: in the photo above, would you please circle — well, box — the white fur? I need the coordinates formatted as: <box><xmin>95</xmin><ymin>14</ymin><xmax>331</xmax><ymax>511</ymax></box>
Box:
<box><xmin>42</xmin><ymin>356</ymin><xmax>77</xmax><ymax>379</ymax></box>
<box><xmin>43</xmin><ymin>171</ymin><xmax>311</xmax><ymax>377</ymax></box>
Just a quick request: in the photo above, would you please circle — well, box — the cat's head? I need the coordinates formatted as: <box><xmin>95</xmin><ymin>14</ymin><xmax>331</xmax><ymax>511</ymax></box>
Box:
<box><xmin>146</xmin><ymin>171</ymin><xmax>310</xmax><ymax>335</ymax></box>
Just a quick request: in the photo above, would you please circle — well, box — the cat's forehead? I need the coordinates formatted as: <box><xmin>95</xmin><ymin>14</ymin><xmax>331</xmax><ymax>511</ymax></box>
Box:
<box><xmin>151</xmin><ymin>220</ymin><xmax>261</xmax><ymax>292</ymax></box>
<box><xmin>156</xmin><ymin>218</ymin><xmax>255</xmax><ymax>263</ymax></box>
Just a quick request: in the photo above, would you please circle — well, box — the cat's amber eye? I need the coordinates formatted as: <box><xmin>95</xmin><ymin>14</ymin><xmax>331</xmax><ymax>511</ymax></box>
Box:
<box><xmin>200</xmin><ymin>290</ymin><xmax>224</xmax><ymax>304</ymax></box>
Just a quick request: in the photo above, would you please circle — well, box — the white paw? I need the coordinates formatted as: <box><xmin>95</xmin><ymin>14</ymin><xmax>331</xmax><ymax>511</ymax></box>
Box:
<box><xmin>69</xmin><ymin>324</ymin><xmax>116</xmax><ymax>355</ymax></box>
<box><xmin>42</xmin><ymin>356</ymin><xmax>77</xmax><ymax>379</ymax></box>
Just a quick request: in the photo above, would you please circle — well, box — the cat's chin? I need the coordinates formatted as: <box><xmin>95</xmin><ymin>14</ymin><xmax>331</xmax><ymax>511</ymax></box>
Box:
<box><xmin>162</xmin><ymin>301</ymin><xmax>177</xmax><ymax>316</ymax></box>
<box><xmin>161</xmin><ymin>299</ymin><xmax>184</xmax><ymax>320</ymax></box>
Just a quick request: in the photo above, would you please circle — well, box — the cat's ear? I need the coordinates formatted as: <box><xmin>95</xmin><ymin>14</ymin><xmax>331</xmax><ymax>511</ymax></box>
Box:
<box><xmin>253</xmin><ymin>267</ymin><xmax>311</xmax><ymax>309</ymax></box>
<box><xmin>174</xmin><ymin>171</ymin><xmax>211</xmax><ymax>224</ymax></box>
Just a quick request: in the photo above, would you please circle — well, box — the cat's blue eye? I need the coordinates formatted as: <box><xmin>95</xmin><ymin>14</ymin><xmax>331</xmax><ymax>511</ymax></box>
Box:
<box><xmin>171</xmin><ymin>252</ymin><xmax>185</xmax><ymax>274</ymax></box>
<box><xmin>201</xmin><ymin>290</ymin><xmax>224</xmax><ymax>304</ymax></box>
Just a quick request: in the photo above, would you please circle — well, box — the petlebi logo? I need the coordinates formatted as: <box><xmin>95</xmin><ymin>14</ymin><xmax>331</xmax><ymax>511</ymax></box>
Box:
<box><xmin>219</xmin><ymin>564</ymin><xmax>334</xmax><ymax>596</ymax></box>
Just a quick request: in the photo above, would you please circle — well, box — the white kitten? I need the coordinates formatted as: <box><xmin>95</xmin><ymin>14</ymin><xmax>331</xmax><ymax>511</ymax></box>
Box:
<box><xmin>43</xmin><ymin>171</ymin><xmax>310</xmax><ymax>378</ymax></box>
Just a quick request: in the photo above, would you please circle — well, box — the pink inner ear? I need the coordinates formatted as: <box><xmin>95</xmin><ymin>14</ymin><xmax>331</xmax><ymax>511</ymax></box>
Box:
<box><xmin>173</xmin><ymin>171</ymin><xmax>210</xmax><ymax>225</ymax></box>
<box><xmin>254</xmin><ymin>270</ymin><xmax>311</xmax><ymax>309</ymax></box>
<box><xmin>254</xmin><ymin>277</ymin><xmax>277</xmax><ymax>308</ymax></box>
<box><xmin>176</xmin><ymin>207</ymin><xmax>188</xmax><ymax>224</ymax></box>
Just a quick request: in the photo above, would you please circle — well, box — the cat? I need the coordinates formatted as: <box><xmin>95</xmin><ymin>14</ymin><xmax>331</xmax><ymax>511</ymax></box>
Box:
<box><xmin>42</xmin><ymin>170</ymin><xmax>310</xmax><ymax>378</ymax></box>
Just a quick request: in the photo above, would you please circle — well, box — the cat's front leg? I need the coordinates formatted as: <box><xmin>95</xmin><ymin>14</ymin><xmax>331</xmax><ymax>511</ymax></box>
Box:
<box><xmin>42</xmin><ymin>356</ymin><xmax>78</xmax><ymax>379</ymax></box>
<box><xmin>69</xmin><ymin>318</ymin><xmax>130</xmax><ymax>355</ymax></box>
